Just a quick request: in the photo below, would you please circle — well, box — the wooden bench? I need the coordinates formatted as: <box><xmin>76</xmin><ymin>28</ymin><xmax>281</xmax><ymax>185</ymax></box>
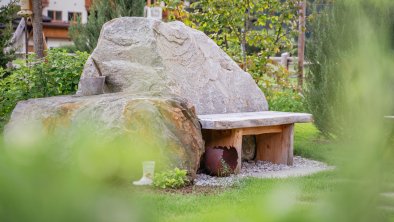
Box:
<box><xmin>198</xmin><ymin>111</ymin><xmax>313</xmax><ymax>173</ymax></box>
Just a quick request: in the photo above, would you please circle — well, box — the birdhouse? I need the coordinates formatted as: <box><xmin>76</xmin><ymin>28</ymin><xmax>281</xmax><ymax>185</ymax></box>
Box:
<box><xmin>20</xmin><ymin>0</ymin><xmax>32</xmax><ymax>11</ymax></box>
<box><xmin>17</xmin><ymin>0</ymin><xmax>33</xmax><ymax>17</ymax></box>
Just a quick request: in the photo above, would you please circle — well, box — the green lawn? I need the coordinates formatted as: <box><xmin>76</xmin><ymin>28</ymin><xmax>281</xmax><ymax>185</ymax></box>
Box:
<box><xmin>294</xmin><ymin>123</ymin><xmax>337</xmax><ymax>164</ymax></box>
<box><xmin>142</xmin><ymin>123</ymin><xmax>340</xmax><ymax>222</ymax></box>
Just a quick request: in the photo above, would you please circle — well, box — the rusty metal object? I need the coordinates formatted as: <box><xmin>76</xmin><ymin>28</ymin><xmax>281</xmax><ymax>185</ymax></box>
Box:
<box><xmin>204</xmin><ymin>146</ymin><xmax>238</xmax><ymax>177</ymax></box>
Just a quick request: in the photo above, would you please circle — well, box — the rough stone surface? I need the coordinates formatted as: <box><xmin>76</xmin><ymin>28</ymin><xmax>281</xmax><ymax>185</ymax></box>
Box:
<box><xmin>6</xmin><ymin>17</ymin><xmax>272</xmax><ymax>177</ymax></box>
<box><xmin>195</xmin><ymin>156</ymin><xmax>334</xmax><ymax>187</ymax></box>
<box><xmin>5</xmin><ymin>93</ymin><xmax>204</xmax><ymax>178</ymax></box>
<box><xmin>198</xmin><ymin>111</ymin><xmax>313</xmax><ymax>129</ymax></box>
<box><xmin>76</xmin><ymin>17</ymin><xmax>268</xmax><ymax>115</ymax></box>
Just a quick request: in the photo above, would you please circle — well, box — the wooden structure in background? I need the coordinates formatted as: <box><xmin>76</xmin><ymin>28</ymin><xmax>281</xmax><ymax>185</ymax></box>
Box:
<box><xmin>27</xmin><ymin>21</ymin><xmax>70</xmax><ymax>53</ymax></box>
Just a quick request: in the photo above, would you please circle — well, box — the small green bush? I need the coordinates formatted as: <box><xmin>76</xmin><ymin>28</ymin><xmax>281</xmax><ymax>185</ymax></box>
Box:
<box><xmin>153</xmin><ymin>168</ymin><xmax>189</xmax><ymax>189</ymax></box>
<box><xmin>267</xmin><ymin>89</ymin><xmax>306</xmax><ymax>113</ymax></box>
<box><xmin>258</xmin><ymin>71</ymin><xmax>306</xmax><ymax>113</ymax></box>
<box><xmin>0</xmin><ymin>49</ymin><xmax>89</xmax><ymax>129</ymax></box>
<box><xmin>304</xmin><ymin>3</ymin><xmax>349</xmax><ymax>138</ymax></box>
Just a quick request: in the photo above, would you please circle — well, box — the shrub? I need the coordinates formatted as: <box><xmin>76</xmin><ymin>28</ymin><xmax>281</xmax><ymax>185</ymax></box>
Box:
<box><xmin>304</xmin><ymin>3</ymin><xmax>349</xmax><ymax>138</ymax></box>
<box><xmin>256</xmin><ymin>66</ymin><xmax>306</xmax><ymax>113</ymax></box>
<box><xmin>267</xmin><ymin>89</ymin><xmax>306</xmax><ymax>113</ymax></box>
<box><xmin>0</xmin><ymin>49</ymin><xmax>89</xmax><ymax>129</ymax></box>
<box><xmin>153</xmin><ymin>168</ymin><xmax>189</xmax><ymax>189</ymax></box>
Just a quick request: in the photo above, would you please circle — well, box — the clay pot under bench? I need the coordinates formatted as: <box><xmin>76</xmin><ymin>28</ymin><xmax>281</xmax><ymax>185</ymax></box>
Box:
<box><xmin>79</xmin><ymin>76</ymin><xmax>106</xmax><ymax>96</ymax></box>
<box><xmin>204</xmin><ymin>146</ymin><xmax>238</xmax><ymax>177</ymax></box>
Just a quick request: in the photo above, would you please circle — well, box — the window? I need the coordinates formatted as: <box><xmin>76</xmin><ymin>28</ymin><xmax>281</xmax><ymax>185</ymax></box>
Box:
<box><xmin>68</xmin><ymin>12</ymin><xmax>82</xmax><ymax>22</ymax></box>
<box><xmin>48</xmin><ymin>10</ymin><xmax>62</xmax><ymax>21</ymax></box>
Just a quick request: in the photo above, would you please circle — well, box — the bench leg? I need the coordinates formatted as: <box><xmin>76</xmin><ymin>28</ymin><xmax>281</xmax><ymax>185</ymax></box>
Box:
<box><xmin>255</xmin><ymin>124</ymin><xmax>294</xmax><ymax>165</ymax></box>
<box><xmin>202</xmin><ymin>129</ymin><xmax>243</xmax><ymax>173</ymax></box>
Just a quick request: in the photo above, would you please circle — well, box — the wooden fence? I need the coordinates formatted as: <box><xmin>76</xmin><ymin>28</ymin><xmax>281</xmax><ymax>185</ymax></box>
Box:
<box><xmin>270</xmin><ymin>52</ymin><xmax>310</xmax><ymax>71</ymax></box>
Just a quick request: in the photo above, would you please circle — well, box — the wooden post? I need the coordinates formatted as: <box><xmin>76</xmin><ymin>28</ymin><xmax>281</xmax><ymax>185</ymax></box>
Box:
<box><xmin>32</xmin><ymin>0</ymin><xmax>44</xmax><ymax>58</ymax></box>
<box><xmin>255</xmin><ymin>124</ymin><xmax>294</xmax><ymax>165</ymax></box>
<box><xmin>24</xmin><ymin>18</ymin><xmax>28</xmax><ymax>61</ymax></box>
<box><xmin>297</xmin><ymin>0</ymin><xmax>306</xmax><ymax>92</ymax></box>
<box><xmin>281</xmin><ymin>52</ymin><xmax>290</xmax><ymax>70</ymax></box>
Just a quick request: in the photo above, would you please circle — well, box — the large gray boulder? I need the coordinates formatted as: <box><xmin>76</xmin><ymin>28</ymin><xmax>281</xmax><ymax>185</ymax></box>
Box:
<box><xmin>77</xmin><ymin>17</ymin><xmax>268</xmax><ymax>115</ymax></box>
<box><xmin>5</xmin><ymin>93</ymin><xmax>204</xmax><ymax>178</ymax></box>
<box><xmin>6</xmin><ymin>17</ymin><xmax>268</xmax><ymax>176</ymax></box>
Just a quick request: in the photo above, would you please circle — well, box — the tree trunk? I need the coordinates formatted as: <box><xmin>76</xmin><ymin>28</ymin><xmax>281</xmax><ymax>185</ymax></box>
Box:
<box><xmin>297</xmin><ymin>0</ymin><xmax>306</xmax><ymax>92</ymax></box>
<box><xmin>32</xmin><ymin>0</ymin><xmax>44</xmax><ymax>58</ymax></box>
<box><xmin>241</xmin><ymin>30</ymin><xmax>247</xmax><ymax>71</ymax></box>
<box><xmin>241</xmin><ymin>0</ymin><xmax>250</xmax><ymax>71</ymax></box>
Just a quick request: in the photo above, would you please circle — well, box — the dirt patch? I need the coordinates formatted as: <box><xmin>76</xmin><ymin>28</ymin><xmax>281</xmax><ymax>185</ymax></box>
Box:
<box><xmin>158</xmin><ymin>184</ymin><xmax>227</xmax><ymax>195</ymax></box>
<box><xmin>131</xmin><ymin>184</ymin><xmax>228</xmax><ymax>195</ymax></box>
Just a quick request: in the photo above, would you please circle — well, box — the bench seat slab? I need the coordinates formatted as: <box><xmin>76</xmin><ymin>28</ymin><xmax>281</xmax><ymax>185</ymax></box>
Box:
<box><xmin>198</xmin><ymin>111</ymin><xmax>312</xmax><ymax>129</ymax></box>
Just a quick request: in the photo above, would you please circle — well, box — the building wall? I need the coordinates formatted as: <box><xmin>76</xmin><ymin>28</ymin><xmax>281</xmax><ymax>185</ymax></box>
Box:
<box><xmin>42</xmin><ymin>0</ymin><xmax>88</xmax><ymax>23</ymax></box>
<box><xmin>1</xmin><ymin>0</ymin><xmax>89</xmax><ymax>23</ymax></box>
<box><xmin>46</xmin><ymin>38</ymin><xmax>73</xmax><ymax>48</ymax></box>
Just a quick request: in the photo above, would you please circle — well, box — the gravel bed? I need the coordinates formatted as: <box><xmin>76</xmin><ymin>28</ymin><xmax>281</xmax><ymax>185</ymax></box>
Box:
<box><xmin>194</xmin><ymin>156</ymin><xmax>334</xmax><ymax>187</ymax></box>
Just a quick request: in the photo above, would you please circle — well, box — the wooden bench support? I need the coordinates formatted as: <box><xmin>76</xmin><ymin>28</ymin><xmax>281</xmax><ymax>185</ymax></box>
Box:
<box><xmin>256</xmin><ymin>124</ymin><xmax>294</xmax><ymax>165</ymax></box>
<box><xmin>202</xmin><ymin>124</ymin><xmax>294</xmax><ymax>173</ymax></box>
<box><xmin>199</xmin><ymin>111</ymin><xmax>312</xmax><ymax>174</ymax></box>
<box><xmin>202</xmin><ymin>129</ymin><xmax>243</xmax><ymax>172</ymax></box>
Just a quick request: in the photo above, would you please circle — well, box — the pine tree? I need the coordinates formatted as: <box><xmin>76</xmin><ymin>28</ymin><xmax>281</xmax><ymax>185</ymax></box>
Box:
<box><xmin>69</xmin><ymin>0</ymin><xmax>145</xmax><ymax>53</ymax></box>
<box><xmin>0</xmin><ymin>0</ymin><xmax>19</xmax><ymax>68</ymax></box>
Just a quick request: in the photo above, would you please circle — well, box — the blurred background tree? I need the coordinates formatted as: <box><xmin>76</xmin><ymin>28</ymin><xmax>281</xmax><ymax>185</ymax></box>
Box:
<box><xmin>305</xmin><ymin>0</ymin><xmax>394</xmax><ymax>138</ymax></box>
<box><xmin>191</xmin><ymin>0</ymin><xmax>299</xmax><ymax>76</ymax></box>
<box><xmin>190</xmin><ymin>0</ymin><xmax>302</xmax><ymax>112</ymax></box>
<box><xmin>0</xmin><ymin>0</ymin><xmax>19</xmax><ymax>69</ymax></box>
<box><xmin>69</xmin><ymin>0</ymin><xmax>145</xmax><ymax>53</ymax></box>
<box><xmin>304</xmin><ymin>2</ymin><xmax>347</xmax><ymax>138</ymax></box>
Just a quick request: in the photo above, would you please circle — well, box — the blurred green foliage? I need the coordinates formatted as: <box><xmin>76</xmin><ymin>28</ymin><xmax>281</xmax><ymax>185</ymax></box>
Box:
<box><xmin>55</xmin><ymin>44</ymin><xmax>80</xmax><ymax>53</ymax></box>
<box><xmin>304</xmin><ymin>2</ymin><xmax>349</xmax><ymax>138</ymax></box>
<box><xmin>305</xmin><ymin>0</ymin><xmax>394</xmax><ymax>138</ymax></box>
<box><xmin>0</xmin><ymin>125</ymin><xmax>160</xmax><ymax>222</ymax></box>
<box><xmin>160</xmin><ymin>0</ymin><xmax>195</xmax><ymax>26</ymax></box>
<box><xmin>153</xmin><ymin>168</ymin><xmax>189</xmax><ymax>189</ymax></box>
<box><xmin>0</xmin><ymin>49</ymin><xmax>89</xmax><ymax>129</ymax></box>
<box><xmin>265</xmin><ymin>89</ymin><xmax>306</xmax><ymax>112</ymax></box>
